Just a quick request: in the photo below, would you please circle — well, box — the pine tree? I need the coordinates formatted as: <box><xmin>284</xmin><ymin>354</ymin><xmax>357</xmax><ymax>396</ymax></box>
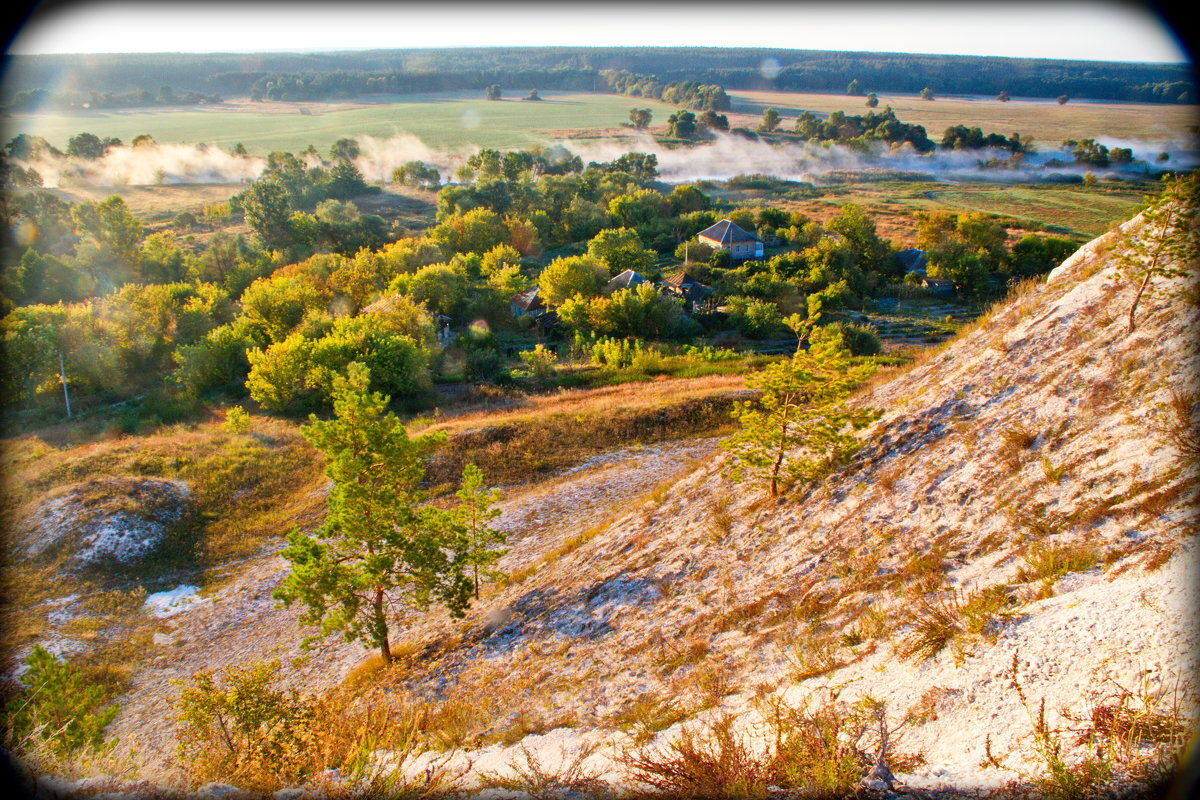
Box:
<box><xmin>456</xmin><ymin>463</ymin><xmax>505</xmax><ymax>598</ymax></box>
<box><xmin>273</xmin><ymin>362</ymin><xmax>471</xmax><ymax>664</ymax></box>
<box><xmin>722</xmin><ymin>340</ymin><xmax>881</xmax><ymax>496</ymax></box>
<box><xmin>1116</xmin><ymin>173</ymin><xmax>1199</xmax><ymax>333</ymax></box>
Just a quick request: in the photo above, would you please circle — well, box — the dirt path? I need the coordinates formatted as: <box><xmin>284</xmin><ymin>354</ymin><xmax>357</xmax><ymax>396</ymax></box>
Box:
<box><xmin>105</xmin><ymin>435</ymin><xmax>719</xmax><ymax>781</ymax></box>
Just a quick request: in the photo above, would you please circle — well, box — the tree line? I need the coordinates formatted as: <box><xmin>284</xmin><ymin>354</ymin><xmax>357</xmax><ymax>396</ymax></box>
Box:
<box><xmin>5</xmin><ymin>47</ymin><xmax>1189</xmax><ymax>108</ymax></box>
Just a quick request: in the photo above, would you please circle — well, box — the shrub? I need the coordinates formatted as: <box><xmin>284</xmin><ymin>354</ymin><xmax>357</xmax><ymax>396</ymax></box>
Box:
<box><xmin>809</xmin><ymin>321</ymin><xmax>882</xmax><ymax>357</ymax></box>
<box><xmin>222</xmin><ymin>406</ymin><xmax>251</xmax><ymax>434</ymax></box>
<box><xmin>901</xmin><ymin>586</ymin><xmax>1020</xmax><ymax>661</ymax></box>
<box><xmin>620</xmin><ymin>712</ymin><xmax>774</xmax><ymax>798</ymax></box>
<box><xmin>519</xmin><ymin>344</ymin><xmax>558</xmax><ymax>384</ymax></box>
<box><xmin>175</xmin><ymin>659</ymin><xmax>452</xmax><ymax>794</ymax></box>
<box><xmin>622</xmin><ymin>691</ymin><xmax>885</xmax><ymax>799</ymax></box>
<box><xmin>4</xmin><ymin>646</ymin><xmax>119</xmax><ymax>758</ymax></box>
<box><xmin>1018</xmin><ymin>540</ymin><xmax>1099</xmax><ymax>586</ymax></box>
<box><xmin>479</xmin><ymin>742</ymin><xmax>606</xmax><ymax>798</ymax></box>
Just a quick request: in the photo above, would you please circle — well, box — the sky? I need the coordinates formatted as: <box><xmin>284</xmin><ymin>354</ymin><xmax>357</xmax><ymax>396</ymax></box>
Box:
<box><xmin>5</xmin><ymin>0</ymin><xmax>1193</xmax><ymax>64</ymax></box>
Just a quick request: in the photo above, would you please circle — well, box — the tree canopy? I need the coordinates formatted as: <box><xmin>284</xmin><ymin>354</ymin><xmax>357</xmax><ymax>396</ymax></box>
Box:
<box><xmin>273</xmin><ymin>363</ymin><xmax>471</xmax><ymax>664</ymax></box>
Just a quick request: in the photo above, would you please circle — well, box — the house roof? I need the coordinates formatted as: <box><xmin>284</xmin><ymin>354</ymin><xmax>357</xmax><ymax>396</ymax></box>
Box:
<box><xmin>603</xmin><ymin>269</ymin><xmax>649</xmax><ymax>294</ymax></box>
<box><xmin>661</xmin><ymin>271</ymin><xmax>713</xmax><ymax>300</ymax></box>
<box><xmin>696</xmin><ymin>219</ymin><xmax>761</xmax><ymax>245</ymax></box>
<box><xmin>510</xmin><ymin>286</ymin><xmax>544</xmax><ymax>312</ymax></box>
<box><xmin>895</xmin><ymin>248</ymin><xmax>928</xmax><ymax>273</ymax></box>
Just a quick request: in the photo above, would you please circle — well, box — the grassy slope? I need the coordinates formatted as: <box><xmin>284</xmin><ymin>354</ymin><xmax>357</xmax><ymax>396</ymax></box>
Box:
<box><xmin>333</xmin><ymin>216</ymin><xmax>1196</xmax><ymax>792</ymax></box>
<box><xmin>713</xmin><ymin>179</ymin><xmax>1154</xmax><ymax>242</ymax></box>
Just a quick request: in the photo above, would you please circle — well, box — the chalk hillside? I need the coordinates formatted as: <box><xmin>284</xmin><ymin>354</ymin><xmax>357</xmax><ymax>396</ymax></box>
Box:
<box><xmin>27</xmin><ymin>205</ymin><xmax>1199</xmax><ymax>798</ymax></box>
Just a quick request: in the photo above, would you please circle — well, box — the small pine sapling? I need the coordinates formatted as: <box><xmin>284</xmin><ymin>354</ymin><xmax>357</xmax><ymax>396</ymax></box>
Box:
<box><xmin>456</xmin><ymin>463</ymin><xmax>506</xmax><ymax>598</ymax></box>
<box><xmin>1116</xmin><ymin>173</ymin><xmax>1199</xmax><ymax>333</ymax></box>
<box><xmin>722</xmin><ymin>337</ymin><xmax>881</xmax><ymax>496</ymax></box>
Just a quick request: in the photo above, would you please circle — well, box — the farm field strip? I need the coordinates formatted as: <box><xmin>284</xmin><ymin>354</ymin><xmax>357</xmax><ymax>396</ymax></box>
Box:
<box><xmin>725</xmin><ymin>90</ymin><xmax>1200</xmax><ymax>143</ymax></box>
<box><xmin>5</xmin><ymin>92</ymin><xmax>679</xmax><ymax>154</ymax></box>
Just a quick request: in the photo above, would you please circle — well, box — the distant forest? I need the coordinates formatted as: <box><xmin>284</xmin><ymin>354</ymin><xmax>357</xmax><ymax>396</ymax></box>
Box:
<box><xmin>2</xmin><ymin>46</ymin><xmax>1193</xmax><ymax>109</ymax></box>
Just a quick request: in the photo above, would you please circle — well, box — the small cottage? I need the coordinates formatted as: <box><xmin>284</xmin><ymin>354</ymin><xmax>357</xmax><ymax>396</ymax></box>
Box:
<box><xmin>696</xmin><ymin>219</ymin><xmax>764</xmax><ymax>261</ymax></box>
<box><xmin>895</xmin><ymin>248</ymin><xmax>929</xmax><ymax>275</ymax></box>
<box><xmin>509</xmin><ymin>286</ymin><xmax>546</xmax><ymax>318</ymax></box>
<box><xmin>603</xmin><ymin>269</ymin><xmax>650</xmax><ymax>295</ymax></box>
<box><xmin>660</xmin><ymin>271</ymin><xmax>714</xmax><ymax>312</ymax></box>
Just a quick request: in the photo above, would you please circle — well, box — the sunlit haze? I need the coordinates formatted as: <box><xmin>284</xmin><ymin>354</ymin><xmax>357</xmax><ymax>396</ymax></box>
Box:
<box><xmin>7</xmin><ymin>1</ymin><xmax>1192</xmax><ymax>63</ymax></box>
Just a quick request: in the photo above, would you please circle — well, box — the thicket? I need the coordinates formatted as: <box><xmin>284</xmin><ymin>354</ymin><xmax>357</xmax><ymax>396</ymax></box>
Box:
<box><xmin>599</xmin><ymin>69</ymin><xmax>731</xmax><ymax>111</ymax></box>
<box><xmin>792</xmin><ymin>106</ymin><xmax>935</xmax><ymax>152</ymax></box>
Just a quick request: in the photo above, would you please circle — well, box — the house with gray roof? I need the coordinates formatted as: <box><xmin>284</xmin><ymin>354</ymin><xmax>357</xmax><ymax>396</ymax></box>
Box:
<box><xmin>696</xmin><ymin>219</ymin><xmax>763</xmax><ymax>261</ymax></box>
<box><xmin>603</xmin><ymin>269</ymin><xmax>650</xmax><ymax>295</ymax></box>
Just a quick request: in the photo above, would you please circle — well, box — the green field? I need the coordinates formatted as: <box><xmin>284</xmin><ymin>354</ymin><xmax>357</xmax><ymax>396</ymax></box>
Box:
<box><xmin>4</xmin><ymin>91</ymin><xmax>679</xmax><ymax>154</ymax></box>
<box><xmin>927</xmin><ymin>185</ymin><xmax>1151</xmax><ymax>237</ymax></box>
<box><xmin>726</xmin><ymin>90</ymin><xmax>1200</xmax><ymax>144</ymax></box>
<box><xmin>710</xmin><ymin>177</ymin><xmax>1154</xmax><ymax>243</ymax></box>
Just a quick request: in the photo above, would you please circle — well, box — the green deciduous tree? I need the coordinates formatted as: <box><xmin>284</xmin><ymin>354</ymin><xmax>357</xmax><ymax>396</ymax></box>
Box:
<box><xmin>536</xmin><ymin>254</ymin><xmax>606</xmax><ymax>306</ymax></box>
<box><xmin>273</xmin><ymin>363</ymin><xmax>470</xmax><ymax>664</ymax></box>
<box><xmin>629</xmin><ymin>108</ymin><xmax>653</xmax><ymax>129</ymax></box>
<box><xmin>722</xmin><ymin>342</ymin><xmax>880</xmax><ymax>496</ymax></box>
<box><xmin>241</xmin><ymin>180</ymin><xmax>294</xmax><ymax>253</ymax></box>
<box><xmin>66</xmin><ymin>132</ymin><xmax>107</xmax><ymax>160</ymax></box>
<box><xmin>391</xmin><ymin>160</ymin><xmax>440</xmax><ymax>188</ymax></box>
<box><xmin>519</xmin><ymin>344</ymin><xmax>558</xmax><ymax>384</ymax></box>
<box><xmin>329</xmin><ymin>138</ymin><xmax>360</xmax><ymax>161</ymax></box>
<box><xmin>245</xmin><ymin>315</ymin><xmax>433</xmax><ymax>414</ymax></box>
<box><xmin>666</xmin><ymin>110</ymin><xmax>698</xmax><ymax>139</ymax></box>
<box><xmin>916</xmin><ymin>210</ymin><xmax>1007</xmax><ymax>298</ymax></box>
<box><xmin>586</xmin><ymin>227</ymin><xmax>656</xmax><ymax>277</ymax></box>
<box><xmin>758</xmin><ymin>108</ymin><xmax>782</xmax><ymax>132</ymax></box>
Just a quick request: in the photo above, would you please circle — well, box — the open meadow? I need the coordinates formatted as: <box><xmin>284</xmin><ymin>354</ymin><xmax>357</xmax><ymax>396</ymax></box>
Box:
<box><xmin>9</xmin><ymin>90</ymin><xmax>1194</xmax><ymax>160</ymax></box>
<box><xmin>726</xmin><ymin>90</ymin><xmax>1200</xmax><ymax>144</ymax></box>
<box><xmin>3</xmin><ymin>91</ymin><xmax>679</xmax><ymax>154</ymax></box>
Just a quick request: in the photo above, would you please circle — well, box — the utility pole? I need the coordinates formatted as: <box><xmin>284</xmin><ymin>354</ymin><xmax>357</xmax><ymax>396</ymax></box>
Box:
<box><xmin>58</xmin><ymin>349</ymin><xmax>72</xmax><ymax>418</ymax></box>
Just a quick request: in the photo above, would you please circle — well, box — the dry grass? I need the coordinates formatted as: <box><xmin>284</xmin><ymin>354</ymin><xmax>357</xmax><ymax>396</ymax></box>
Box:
<box><xmin>900</xmin><ymin>585</ymin><xmax>1022</xmax><ymax>662</ymax></box>
<box><xmin>985</xmin><ymin>655</ymin><xmax>1195</xmax><ymax>800</ymax></box>
<box><xmin>999</xmin><ymin>421</ymin><xmax>1039</xmax><ymax>471</ymax></box>
<box><xmin>620</xmin><ymin>686</ymin><xmax>899</xmax><ymax>799</ymax></box>
<box><xmin>1149</xmin><ymin>388</ymin><xmax>1200</xmax><ymax>468</ymax></box>
<box><xmin>725</xmin><ymin>89</ymin><xmax>1199</xmax><ymax>144</ymax></box>
<box><xmin>610</xmin><ymin>690</ymin><xmax>697</xmax><ymax>745</ymax></box>
<box><xmin>421</xmin><ymin>388</ymin><xmax>737</xmax><ymax>490</ymax></box>
<box><xmin>478</xmin><ymin>741</ymin><xmax>608</xmax><ymax>799</ymax></box>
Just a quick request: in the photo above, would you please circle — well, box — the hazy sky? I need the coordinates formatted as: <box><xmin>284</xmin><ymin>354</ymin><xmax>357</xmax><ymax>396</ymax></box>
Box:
<box><xmin>6</xmin><ymin>1</ymin><xmax>1192</xmax><ymax>63</ymax></box>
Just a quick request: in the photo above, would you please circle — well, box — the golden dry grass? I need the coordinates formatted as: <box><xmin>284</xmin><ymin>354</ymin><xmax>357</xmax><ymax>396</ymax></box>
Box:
<box><xmin>725</xmin><ymin>90</ymin><xmax>1200</xmax><ymax>143</ymax></box>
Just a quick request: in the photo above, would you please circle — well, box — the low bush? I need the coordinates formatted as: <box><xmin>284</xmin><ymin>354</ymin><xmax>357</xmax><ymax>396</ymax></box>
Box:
<box><xmin>3</xmin><ymin>645</ymin><xmax>120</xmax><ymax>759</ymax></box>
<box><xmin>174</xmin><ymin>659</ymin><xmax>457</xmax><ymax>795</ymax></box>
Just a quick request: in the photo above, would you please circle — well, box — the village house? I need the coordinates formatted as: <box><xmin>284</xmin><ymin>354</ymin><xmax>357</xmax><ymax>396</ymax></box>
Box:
<box><xmin>509</xmin><ymin>286</ymin><xmax>546</xmax><ymax>318</ymax></box>
<box><xmin>603</xmin><ymin>269</ymin><xmax>650</xmax><ymax>295</ymax></box>
<box><xmin>660</xmin><ymin>271</ymin><xmax>714</xmax><ymax>312</ymax></box>
<box><xmin>696</xmin><ymin>218</ymin><xmax>764</xmax><ymax>261</ymax></box>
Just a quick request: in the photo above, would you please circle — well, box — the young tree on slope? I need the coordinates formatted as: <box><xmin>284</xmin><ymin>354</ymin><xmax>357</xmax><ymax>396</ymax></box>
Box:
<box><xmin>1117</xmin><ymin>173</ymin><xmax>1199</xmax><ymax>333</ymax></box>
<box><xmin>722</xmin><ymin>337</ymin><xmax>881</xmax><ymax>496</ymax></box>
<box><xmin>273</xmin><ymin>362</ymin><xmax>471</xmax><ymax>664</ymax></box>
<box><xmin>456</xmin><ymin>463</ymin><xmax>505</xmax><ymax>598</ymax></box>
